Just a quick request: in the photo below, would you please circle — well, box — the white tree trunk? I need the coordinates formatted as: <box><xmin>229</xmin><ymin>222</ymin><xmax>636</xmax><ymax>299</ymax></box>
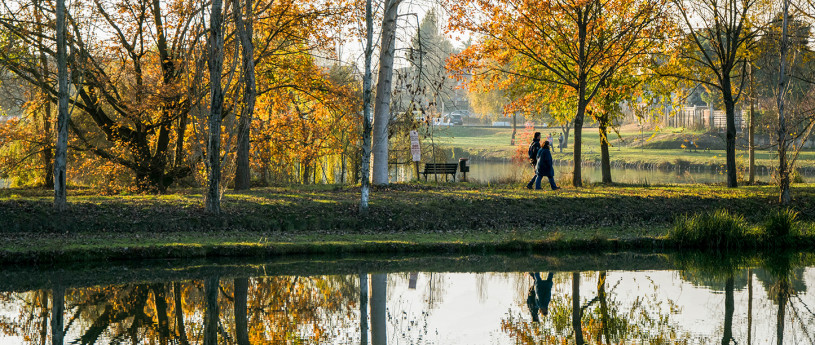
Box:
<box><xmin>359</xmin><ymin>0</ymin><xmax>374</xmax><ymax>214</ymax></box>
<box><xmin>206</xmin><ymin>0</ymin><xmax>225</xmax><ymax>214</ymax></box>
<box><xmin>53</xmin><ymin>0</ymin><xmax>69</xmax><ymax>211</ymax></box>
<box><xmin>371</xmin><ymin>0</ymin><xmax>401</xmax><ymax>185</ymax></box>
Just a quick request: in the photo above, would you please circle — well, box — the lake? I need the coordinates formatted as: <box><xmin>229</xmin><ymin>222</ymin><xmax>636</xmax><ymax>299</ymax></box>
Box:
<box><xmin>391</xmin><ymin>160</ymin><xmax>814</xmax><ymax>184</ymax></box>
<box><xmin>0</xmin><ymin>252</ymin><xmax>811</xmax><ymax>344</ymax></box>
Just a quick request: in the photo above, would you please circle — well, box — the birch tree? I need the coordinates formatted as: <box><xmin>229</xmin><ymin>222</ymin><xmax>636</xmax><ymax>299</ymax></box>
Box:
<box><xmin>360</xmin><ymin>0</ymin><xmax>374</xmax><ymax>214</ymax></box>
<box><xmin>370</xmin><ymin>0</ymin><xmax>402</xmax><ymax>186</ymax></box>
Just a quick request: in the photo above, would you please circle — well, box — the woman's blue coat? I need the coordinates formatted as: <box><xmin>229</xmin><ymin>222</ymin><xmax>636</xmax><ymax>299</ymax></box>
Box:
<box><xmin>535</xmin><ymin>146</ymin><xmax>554</xmax><ymax>177</ymax></box>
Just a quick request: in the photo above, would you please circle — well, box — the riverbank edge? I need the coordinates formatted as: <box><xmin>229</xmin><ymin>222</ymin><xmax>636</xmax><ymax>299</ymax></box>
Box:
<box><xmin>5</xmin><ymin>229</ymin><xmax>815</xmax><ymax>266</ymax></box>
<box><xmin>3</xmin><ymin>184</ymin><xmax>814</xmax><ymax>265</ymax></box>
<box><xmin>443</xmin><ymin>146</ymin><xmax>815</xmax><ymax>175</ymax></box>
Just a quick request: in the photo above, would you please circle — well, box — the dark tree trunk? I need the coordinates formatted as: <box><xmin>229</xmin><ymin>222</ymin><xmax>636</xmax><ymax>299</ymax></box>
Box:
<box><xmin>206</xmin><ymin>0</ymin><xmax>225</xmax><ymax>214</ymax></box>
<box><xmin>777</xmin><ymin>0</ymin><xmax>791</xmax><ymax>204</ymax></box>
<box><xmin>204</xmin><ymin>278</ymin><xmax>219</xmax><ymax>345</ymax></box>
<box><xmin>38</xmin><ymin>290</ymin><xmax>48</xmax><ymax>344</ymax></box>
<box><xmin>35</xmin><ymin>0</ymin><xmax>54</xmax><ymax>190</ymax></box>
<box><xmin>173</xmin><ymin>282</ymin><xmax>190</xmax><ymax>345</ymax></box>
<box><xmin>747</xmin><ymin>269</ymin><xmax>753</xmax><ymax>345</ymax></box>
<box><xmin>572</xmin><ymin>272</ymin><xmax>584</xmax><ymax>345</ymax></box>
<box><xmin>234</xmin><ymin>0</ymin><xmax>256</xmax><ymax>191</ymax></box>
<box><xmin>302</xmin><ymin>159</ymin><xmax>311</xmax><ymax>185</ymax></box>
<box><xmin>723</xmin><ymin>91</ymin><xmax>738</xmax><ymax>188</ymax></box>
<box><xmin>597</xmin><ymin>272</ymin><xmax>611</xmax><ymax>344</ymax></box>
<box><xmin>777</xmin><ymin>278</ymin><xmax>789</xmax><ymax>345</ymax></box>
<box><xmin>360</xmin><ymin>273</ymin><xmax>369</xmax><ymax>345</ymax></box>
<box><xmin>175</xmin><ymin>113</ymin><xmax>188</xmax><ymax>169</ymax></box>
<box><xmin>573</xmin><ymin>99</ymin><xmax>587</xmax><ymax>188</ymax></box>
<box><xmin>234</xmin><ymin>278</ymin><xmax>250</xmax><ymax>345</ymax></box>
<box><xmin>152</xmin><ymin>284</ymin><xmax>171</xmax><ymax>345</ymax></box>
<box><xmin>722</xmin><ymin>275</ymin><xmax>734</xmax><ymax>345</ymax></box>
<box><xmin>43</xmin><ymin>102</ymin><xmax>54</xmax><ymax>189</ymax></box>
<box><xmin>51</xmin><ymin>284</ymin><xmax>64</xmax><ymax>345</ymax></box>
<box><xmin>748</xmin><ymin>61</ymin><xmax>755</xmax><ymax>184</ymax></box>
<box><xmin>599</xmin><ymin>116</ymin><xmax>612</xmax><ymax>184</ymax></box>
<box><xmin>561</xmin><ymin>124</ymin><xmax>571</xmax><ymax>149</ymax></box>
<box><xmin>53</xmin><ymin>0</ymin><xmax>69</xmax><ymax>211</ymax></box>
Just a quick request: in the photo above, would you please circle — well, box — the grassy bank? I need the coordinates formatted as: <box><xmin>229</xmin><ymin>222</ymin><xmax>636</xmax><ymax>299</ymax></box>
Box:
<box><xmin>433</xmin><ymin>126</ymin><xmax>815</xmax><ymax>173</ymax></box>
<box><xmin>2</xmin><ymin>183</ymin><xmax>815</xmax><ymax>264</ymax></box>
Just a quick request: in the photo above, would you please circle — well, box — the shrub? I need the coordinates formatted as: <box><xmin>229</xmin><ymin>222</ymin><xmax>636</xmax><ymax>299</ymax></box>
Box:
<box><xmin>669</xmin><ymin>209</ymin><xmax>752</xmax><ymax>249</ymax></box>
<box><xmin>790</xmin><ymin>169</ymin><xmax>805</xmax><ymax>184</ymax></box>
<box><xmin>763</xmin><ymin>208</ymin><xmax>799</xmax><ymax>241</ymax></box>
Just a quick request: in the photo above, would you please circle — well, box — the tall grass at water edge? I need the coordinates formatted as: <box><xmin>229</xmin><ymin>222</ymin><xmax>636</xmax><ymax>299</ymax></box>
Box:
<box><xmin>670</xmin><ymin>208</ymin><xmax>810</xmax><ymax>249</ymax></box>
<box><xmin>669</xmin><ymin>209</ymin><xmax>752</xmax><ymax>249</ymax></box>
<box><xmin>764</xmin><ymin>208</ymin><xmax>802</xmax><ymax>243</ymax></box>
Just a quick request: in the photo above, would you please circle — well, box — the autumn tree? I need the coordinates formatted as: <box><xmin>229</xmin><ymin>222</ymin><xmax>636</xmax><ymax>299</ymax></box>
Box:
<box><xmin>0</xmin><ymin>0</ymin><xmax>204</xmax><ymax>193</ymax></box>
<box><xmin>447</xmin><ymin>0</ymin><xmax>667</xmax><ymax>187</ymax></box>
<box><xmin>233</xmin><ymin>0</ymin><xmax>349</xmax><ymax>189</ymax></box>
<box><xmin>662</xmin><ymin>0</ymin><xmax>766</xmax><ymax>188</ymax></box>
<box><xmin>592</xmin><ymin>67</ymin><xmax>656</xmax><ymax>184</ymax></box>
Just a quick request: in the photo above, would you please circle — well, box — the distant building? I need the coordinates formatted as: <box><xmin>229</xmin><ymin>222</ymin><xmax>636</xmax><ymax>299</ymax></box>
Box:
<box><xmin>673</xmin><ymin>105</ymin><xmax>743</xmax><ymax>132</ymax></box>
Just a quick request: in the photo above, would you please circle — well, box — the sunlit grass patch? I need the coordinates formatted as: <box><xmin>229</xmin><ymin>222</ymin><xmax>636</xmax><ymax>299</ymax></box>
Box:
<box><xmin>669</xmin><ymin>209</ymin><xmax>754</xmax><ymax>249</ymax></box>
<box><xmin>763</xmin><ymin>208</ymin><xmax>801</xmax><ymax>243</ymax></box>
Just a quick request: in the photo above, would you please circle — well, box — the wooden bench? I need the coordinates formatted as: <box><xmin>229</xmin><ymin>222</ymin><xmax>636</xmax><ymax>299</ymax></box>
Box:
<box><xmin>423</xmin><ymin>163</ymin><xmax>458</xmax><ymax>182</ymax></box>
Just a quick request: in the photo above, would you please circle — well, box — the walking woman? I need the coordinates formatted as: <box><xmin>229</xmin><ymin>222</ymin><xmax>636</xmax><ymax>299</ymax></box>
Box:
<box><xmin>534</xmin><ymin>141</ymin><xmax>560</xmax><ymax>190</ymax></box>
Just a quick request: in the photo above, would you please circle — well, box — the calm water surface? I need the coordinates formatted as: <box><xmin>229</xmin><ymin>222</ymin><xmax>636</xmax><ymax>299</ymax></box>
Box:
<box><xmin>392</xmin><ymin>160</ymin><xmax>814</xmax><ymax>184</ymax></box>
<box><xmin>0</xmin><ymin>253</ymin><xmax>811</xmax><ymax>344</ymax></box>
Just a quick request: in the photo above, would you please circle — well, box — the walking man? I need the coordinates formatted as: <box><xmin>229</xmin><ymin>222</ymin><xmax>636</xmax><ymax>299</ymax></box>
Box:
<box><xmin>558</xmin><ymin>133</ymin><xmax>564</xmax><ymax>153</ymax></box>
<box><xmin>526</xmin><ymin>132</ymin><xmax>541</xmax><ymax>189</ymax></box>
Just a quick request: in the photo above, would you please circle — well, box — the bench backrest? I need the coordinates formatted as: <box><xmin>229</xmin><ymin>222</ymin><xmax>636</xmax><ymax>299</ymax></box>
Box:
<box><xmin>424</xmin><ymin>163</ymin><xmax>458</xmax><ymax>173</ymax></box>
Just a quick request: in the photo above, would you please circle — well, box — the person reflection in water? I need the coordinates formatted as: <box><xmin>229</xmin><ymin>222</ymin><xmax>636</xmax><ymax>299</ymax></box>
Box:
<box><xmin>526</xmin><ymin>272</ymin><xmax>555</xmax><ymax>322</ymax></box>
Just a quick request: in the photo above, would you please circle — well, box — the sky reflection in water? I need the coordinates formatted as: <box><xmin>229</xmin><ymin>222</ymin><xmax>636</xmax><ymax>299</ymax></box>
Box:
<box><xmin>0</xmin><ymin>254</ymin><xmax>812</xmax><ymax>344</ymax></box>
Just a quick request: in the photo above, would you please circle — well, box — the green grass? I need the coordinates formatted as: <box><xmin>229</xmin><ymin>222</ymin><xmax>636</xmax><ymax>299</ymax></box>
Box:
<box><xmin>2</xmin><ymin>183</ymin><xmax>815</xmax><ymax>263</ymax></box>
<box><xmin>669</xmin><ymin>209</ymin><xmax>753</xmax><ymax>249</ymax></box>
<box><xmin>764</xmin><ymin>208</ymin><xmax>801</xmax><ymax>242</ymax></box>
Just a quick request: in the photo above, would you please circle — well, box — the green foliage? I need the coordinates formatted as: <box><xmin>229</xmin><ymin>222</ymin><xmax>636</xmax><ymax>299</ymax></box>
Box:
<box><xmin>791</xmin><ymin>169</ymin><xmax>805</xmax><ymax>184</ymax></box>
<box><xmin>669</xmin><ymin>209</ymin><xmax>752</xmax><ymax>249</ymax></box>
<box><xmin>763</xmin><ymin>208</ymin><xmax>800</xmax><ymax>241</ymax></box>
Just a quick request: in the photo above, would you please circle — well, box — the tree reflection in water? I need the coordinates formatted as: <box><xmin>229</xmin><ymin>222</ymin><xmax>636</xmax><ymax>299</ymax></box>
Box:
<box><xmin>502</xmin><ymin>271</ymin><xmax>688</xmax><ymax>344</ymax></box>
<box><xmin>2</xmin><ymin>253</ymin><xmax>815</xmax><ymax>344</ymax></box>
<box><xmin>0</xmin><ymin>276</ymin><xmax>359</xmax><ymax>344</ymax></box>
